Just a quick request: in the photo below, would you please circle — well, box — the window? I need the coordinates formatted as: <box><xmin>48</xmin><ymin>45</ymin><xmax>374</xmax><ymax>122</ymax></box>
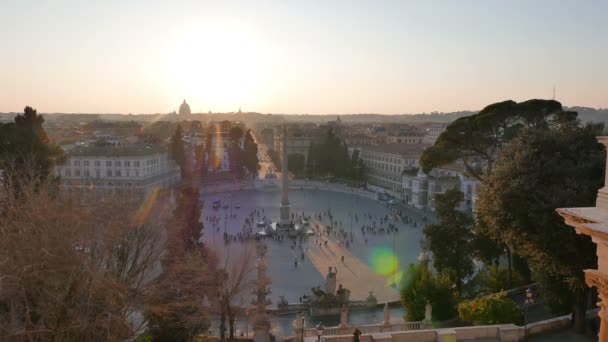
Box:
<box><xmin>115</xmin><ymin>161</ymin><xmax>121</xmax><ymax>167</ymax></box>
<box><xmin>84</xmin><ymin>170</ymin><xmax>89</xmax><ymax>177</ymax></box>
<box><xmin>95</xmin><ymin>169</ymin><xmax>101</xmax><ymax>178</ymax></box>
<box><xmin>115</xmin><ymin>170</ymin><xmax>121</xmax><ymax>177</ymax></box>
<box><xmin>134</xmin><ymin>161</ymin><xmax>140</xmax><ymax>167</ymax></box>
<box><xmin>95</xmin><ymin>160</ymin><xmax>100</xmax><ymax>167</ymax></box>
<box><xmin>65</xmin><ymin>169</ymin><xmax>71</xmax><ymax>176</ymax></box>
<box><xmin>83</xmin><ymin>160</ymin><xmax>89</xmax><ymax>167</ymax></box>
<box><xmin>107</xmin><ymin>170</ymin><xmax>112</xmax><ymax>177</ymax></box>
<box><xmin>74</xmin><ymin>160</ymin><xmax>80</xmax><ymax>166</ymax></box>
<box><xmin>74</xmin><ymin>169</ymin><xmax>80</xmax><ymax>177</ymax></box>
<box><xmin>106</xmin><ymin>161</ymin><xmax>112</xmax><ymax>167</ymax></box>
<box><xmin>125</xmin><ymin>161</ymin><xmax>130</xmax><ymax>167</ymax></box>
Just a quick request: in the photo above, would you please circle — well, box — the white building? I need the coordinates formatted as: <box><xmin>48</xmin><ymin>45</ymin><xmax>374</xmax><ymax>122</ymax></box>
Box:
<box><xmin>354</xmin><ymin>144</ymin><xmax>429</xmax><ymax>197</ymax></box>
<box><xmin>402</xmin><ymin>163</ymin><xmax>480</xmax><ymax>212</ymax></box>
<box><xmin>422</xmin><ymin>123</ymin><xmax>448</xmax><ymax>145</ymax></box>
<box><xmin>54</xmin><ymin>143</ymin><xmax>181</xmax><ymax>194</ymax></box>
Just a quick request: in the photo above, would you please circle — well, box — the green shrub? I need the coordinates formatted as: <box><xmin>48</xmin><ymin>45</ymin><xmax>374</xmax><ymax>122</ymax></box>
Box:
<box><xmin>458</xmin><ymin>291</ymin><xmax>523</xmax><ymax>325</ymax></box>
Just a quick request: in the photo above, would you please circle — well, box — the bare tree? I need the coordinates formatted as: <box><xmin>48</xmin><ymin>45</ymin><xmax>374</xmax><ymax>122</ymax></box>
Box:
<box><xmin>0</xmin><ymin>171</ymin><xmax>171</xmax><ymax>341</ymax></box>
<box><xmin>214</xmin><ymin>243</ymin><xmax>257</xmax><ymax>341</ymax></box>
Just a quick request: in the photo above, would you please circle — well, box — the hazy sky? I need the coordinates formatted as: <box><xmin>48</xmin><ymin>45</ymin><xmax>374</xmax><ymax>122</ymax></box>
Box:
<box><xmin>1</xmin><ymin>0</ymin><xmax>607</xmax><ymax>114</ymax></box>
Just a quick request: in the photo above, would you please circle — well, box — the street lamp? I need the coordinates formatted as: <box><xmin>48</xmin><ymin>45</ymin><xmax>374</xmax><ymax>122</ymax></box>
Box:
<box><xmin>523</xmin><ymin>288</ymin><xmax>535</xmax><ymax>339</ymax></box>
<box><xmin>316</xmin><ymin>323</ymin><xmax>324</xmax><ymax>342</ymax></box>
<box><xmin>300</xmin><ymin>314</ymin><xmax>306</xmax><ymax>342</ymax></box>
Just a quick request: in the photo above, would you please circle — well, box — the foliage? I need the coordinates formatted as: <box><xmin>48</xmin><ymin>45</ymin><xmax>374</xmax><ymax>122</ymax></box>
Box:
<box><xmin>170</xmin><ymin>124</ymin><xmax>186</xmax><ymax>175</ymax></box>
<box><xmin>306</xmin><ymin>128</ymin><xmax>365</xmax><ymax>181</ymax></box>
<box><xmin>477</xmin><ymin>266</ymin><xmax>525</xmax><ymax>294</ymax></box>
<box><xmin>401</xmin><ymin>263</ymin><xmax>456</xmax><ymax>322</ymax></box>
<box><xmin>243</xmin><ymin>129</ymin><xmax>259</xmax><ymax>176</ymax></box>
<box><xmin>145</xmin><ymin>251</ymin><xmax>216</xmax><ymax>342</ymax></box>
<box><xmin>476</xmin><ymin>122</ymin><xmax>604</xmax><ymax>331</ymax></box>
<box><xmin>423</xmin><ymin>189</ymin><xmax>475</xmax><ymax>294</ymax></box>
<box><xmin>458</xmin><ymin>292</ymin><xmax>523</xmax><ymax>325</ymax></box>
<box><xmin>288</xmin><ymin>153</ymin><xmax>306</xmax><ymax>176</ymax></box>
<box><xmin>0</xmin><ymin>177</ymin><xmax>169</xmax><ymax>340</ymax></box>
<box><xmin>420</xmin><ymin>99</ymin><xmax>566</xmax><ymax>180</ymax></box>
<box><xmin>229</xmin><ymin>126</ymin><xmax>244</xmax><ymax>142</ymax></box>
<box><xmin>0</xmin><ymin>106</ymin><xmax>64</xmax><ymax>187</ymax></box>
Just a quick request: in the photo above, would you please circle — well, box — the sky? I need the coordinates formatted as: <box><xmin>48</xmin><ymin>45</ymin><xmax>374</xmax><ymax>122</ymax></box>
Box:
<box><xmin>1</xmin><ymin>0</ymin><xmax>607</xmax><ymax>115</ymax></box>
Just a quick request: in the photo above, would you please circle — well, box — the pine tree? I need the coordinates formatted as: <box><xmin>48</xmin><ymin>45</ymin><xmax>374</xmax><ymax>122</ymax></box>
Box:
<box><xmin>170</xmin><ymin>125</ymin><xmax>186</xmax><ymax>176</ymax></box>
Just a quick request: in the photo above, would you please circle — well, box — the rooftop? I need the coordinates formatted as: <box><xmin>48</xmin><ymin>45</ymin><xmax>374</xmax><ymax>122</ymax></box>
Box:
<box><xmin>67</xmin><ymin>143</ymin><xmax>167</xmax><ymax>157</ymax></box>
<box><xmin>360</xmin><ymin>143</ymin><xmax>430</xmax><ymax>156</ymax></box>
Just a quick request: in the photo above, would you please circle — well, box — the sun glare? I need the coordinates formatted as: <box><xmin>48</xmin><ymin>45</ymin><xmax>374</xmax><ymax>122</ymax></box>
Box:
<box><xmin>164</xmin><ymin>22</ymin><xmax>273</xmax><ymax>112</ymax></box>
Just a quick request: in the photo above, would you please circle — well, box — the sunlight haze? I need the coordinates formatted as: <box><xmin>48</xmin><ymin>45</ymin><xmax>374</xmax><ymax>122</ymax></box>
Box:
<box><xmin>1</xmin><ymin>0</ymin><xmax>607</xmax><ymax>114</ymax></box>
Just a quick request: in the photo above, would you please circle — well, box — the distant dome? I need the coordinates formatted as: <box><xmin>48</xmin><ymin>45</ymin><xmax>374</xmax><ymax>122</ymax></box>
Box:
<box><xmin>179</xmin><ymin>99</ymin><xmax>191</xmax><ymax>116</ymax></box>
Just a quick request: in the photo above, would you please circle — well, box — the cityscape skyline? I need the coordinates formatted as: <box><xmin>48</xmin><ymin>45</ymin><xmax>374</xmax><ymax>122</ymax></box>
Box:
<box><xmin>1</xmin><ymin>0</ymin><xmax>607</xmax><ymax>114</ymax></box>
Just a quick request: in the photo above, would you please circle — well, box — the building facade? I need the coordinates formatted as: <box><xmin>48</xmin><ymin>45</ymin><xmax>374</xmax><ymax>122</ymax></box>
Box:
<box><xmin>402</xmin><ymin>163</ymin><xmax>480</xmax><ymax>212</ymax></box>
<box><xmin>54</xmin><ymin>144</ymin><xmax>181</xmax><ymax>194</ymax></box>
<box><xmin>354</xmin><ymin>144</ymin><xmax>428</xmax><ymax>196</ymax></box>
<box><xmin>422</xmin><ymin>123</ymin><xmax>448</xmax><ymax>145</ymax></box>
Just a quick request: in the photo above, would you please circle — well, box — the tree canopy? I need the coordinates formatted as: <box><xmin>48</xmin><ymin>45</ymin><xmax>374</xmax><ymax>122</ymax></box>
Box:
<box><xmin>420</xmin><ymin>99</ymin><xmax>566</xmax><ymax>180</ymax></box>
<box><xmin>423</xmin><ymin>189</ymin><xmax>475</xmax><ymax>294</ymax></box>
<box><xmin>0</xmin><ymin>106</ymin><xmax>63</xmax><ymax>186</ymax></box>
<box><xmin>476</xmin><ymin>122</ymin><xmax>604</xmax><ymax>332</ymax></box>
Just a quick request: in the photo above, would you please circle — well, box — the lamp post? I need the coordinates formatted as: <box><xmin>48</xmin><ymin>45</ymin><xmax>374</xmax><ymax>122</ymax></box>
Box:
<box><xmin>316</xmin><ymin>323</ymin><xmax>324</xmax><ymax>342</ymax></box>
<box><xmin>523</xmin><ymin>288</ymin><xmax>535</xmax><ymax>339</ymax></box>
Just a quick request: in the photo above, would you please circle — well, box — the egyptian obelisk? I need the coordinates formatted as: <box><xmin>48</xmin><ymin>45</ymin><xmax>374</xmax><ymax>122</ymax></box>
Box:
<box><xmin>279</xmin><ymin>124</ymin><xmax>291</xmax><ymax>227</ymax></box>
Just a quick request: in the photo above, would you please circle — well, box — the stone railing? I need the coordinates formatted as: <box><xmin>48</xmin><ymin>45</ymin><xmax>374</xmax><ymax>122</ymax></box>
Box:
<box><xmin>301</xmin><ymin>321</ymin><xmax>424</xmax><ymax>338</ymax></box>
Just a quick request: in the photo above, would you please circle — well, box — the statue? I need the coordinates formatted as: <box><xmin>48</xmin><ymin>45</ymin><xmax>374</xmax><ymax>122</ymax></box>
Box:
<box><xmin>424</xmin><ymin>301</ymin><xmax>432</xmax><ymax>323</ymax></box>
<box><xmin>339</xmin><ymin>304</ymin><xmax>349</xmax><ymax>328</ymax></box>
<box><xmin>383</xmin><ymin>303</ymin><xmax>390</xmax><ymax>326</ymax></box>
<box><xmin>325</xmin><ymin>266</ymin><xmax>337</xmax><ymax>294</ymax></box>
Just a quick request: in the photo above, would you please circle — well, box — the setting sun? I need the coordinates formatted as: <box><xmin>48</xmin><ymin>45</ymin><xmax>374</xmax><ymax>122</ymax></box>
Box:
<box><xmin>163</xmin><ymin>22</ymin><xmax>273</xmax><ymax>112</ymax></box>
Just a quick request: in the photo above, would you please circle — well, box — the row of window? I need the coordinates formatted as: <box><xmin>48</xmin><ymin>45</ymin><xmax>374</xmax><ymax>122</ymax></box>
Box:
<box><xmin>68</xmin><ymin>158</ymin><xmax>162</xmax><ymax>168</ymax></box>
<box><xmin>62</xmin><ymin>168</ymin><xmax>154</xmax><ymax>178</ymax></box>
<box><xmin>362</xmin><ymin>153</ymin><xmax>404</xmax><ymax>164</ymax></box>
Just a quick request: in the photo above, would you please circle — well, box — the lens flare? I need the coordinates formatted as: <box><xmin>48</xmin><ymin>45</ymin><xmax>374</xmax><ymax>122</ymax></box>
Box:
<box><xmin>134</xmin><ymin>187</ymin><xmax>160</xmax><ymax>225</ymax></box>
<box><xmin>368</xmin><ymin>247</ymin><xmax>399</xmax><ymax>276</ymax></box>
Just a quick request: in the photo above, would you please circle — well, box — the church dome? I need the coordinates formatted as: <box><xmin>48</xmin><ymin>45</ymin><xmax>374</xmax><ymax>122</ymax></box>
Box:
<box><xmin>179</xmin><ymin>99</ymin><xmax>191</xmax><ymax>116</ymax></box>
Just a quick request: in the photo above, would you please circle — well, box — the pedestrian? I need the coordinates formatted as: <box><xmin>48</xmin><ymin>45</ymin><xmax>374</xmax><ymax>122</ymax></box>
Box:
<box><xmin>353</xmin><ymin>327</ymin><xmax>362</xmax><ymax>342</ymax></box>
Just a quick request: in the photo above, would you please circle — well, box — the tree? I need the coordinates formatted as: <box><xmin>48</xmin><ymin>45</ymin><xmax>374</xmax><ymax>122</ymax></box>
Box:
<box><xmin>145</xmin><ymin>250</ymin><xmax>216</xmax><ymax>342</ymax></box>
<box><xmin>423</xmin><ymin>189</ymin><xmax>475</xmax><ymax>294</ymax></box>
<box><xmin>214</xmin><ymin>244</ymin><xmax>257</xmax><ymax>341</ymax></box>
<box><xmin>287</xmin><ymin>153</ymin><xmax>306</xmax><ymax>176</ymax></box>
<box><xmin>458</xmin><ymin>292</ymin><xmax>523</xmax><ymax>325</ymax></box>
<box><xmin>171</xmin><ymin>125</ymin><xmax>186</xmax><ymax>176</ymax></box>
<box><xmin>229</xmin><ymin>126</ymin><xmax>244</xmax><ymax>143</ymax></box>
<box><xmin>420</xmin><ymin>99</ymin><xmax>564</xmax><ymax>180</ymax></box>
<box><xmin>401</xmin><ymin>262</ymin><xmax>456</xmax><ymax>322</ymax></box>
<box><xmin>243</xmin><ymin>129</ymin><xmax>259</xmax><ymax>177</ymax></box>
<box><xmin>476</xmin><ymin>123</ymin><xmax>604</xmax><ymax>332</ymax></box>
<box><xmin>0</xmin><ymin>106</ymin><xmax>63</xmax><ymax>187</ymax></box>
<box><xmin>0</xmin><ymin>176</ymin><xmax>170</xmax><ymax>340</ymax></box>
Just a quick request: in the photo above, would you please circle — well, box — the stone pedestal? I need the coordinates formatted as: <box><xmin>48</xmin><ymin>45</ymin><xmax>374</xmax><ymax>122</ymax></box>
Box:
<box><xmin>556</xmin><ymin>136</ymin><xmax>608</xmax><ymax>342</ymax></box>
<box><xmin>339</xmin><ymin>305</ymin><xmax>349</xmax><ymax>328</ymax></box>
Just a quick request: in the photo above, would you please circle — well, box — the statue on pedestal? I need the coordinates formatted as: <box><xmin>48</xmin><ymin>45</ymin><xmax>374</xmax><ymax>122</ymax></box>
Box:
<box><xmin>383</xmin><ymin>303</ymin><xmax>390</xmax><ymax>326</ymax></box>
<box><xmin>424</xmin><ymin>301</ymin><xmax>432</xmax><ymax>323</ymax></box>
<box><xmin>339</xmin><ymin>304</ymin><xmax>349</xmax><ymax>328</ymax></box>
<box><xmin>325</xmin><ymin>266</ymin><xmax>337</xmax><ymax>294</ymax></box>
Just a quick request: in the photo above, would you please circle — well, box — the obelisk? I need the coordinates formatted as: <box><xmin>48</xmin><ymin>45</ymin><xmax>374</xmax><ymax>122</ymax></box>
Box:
<box><xmin>279</xmin><ymin>124</ymin><xmax>291</xmax><ymax>227</ymax></box>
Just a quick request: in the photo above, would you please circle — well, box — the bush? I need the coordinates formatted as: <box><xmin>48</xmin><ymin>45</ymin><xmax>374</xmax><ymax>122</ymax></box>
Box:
<box><xmin>401</xmin><ymin>264</ymin><xmax>456</xmax><ymax>322</ymax></box>
<box><xmin>458</xmin><ymin>291</ymin><xmax>523</xmax><ymax>325</ymax></box>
